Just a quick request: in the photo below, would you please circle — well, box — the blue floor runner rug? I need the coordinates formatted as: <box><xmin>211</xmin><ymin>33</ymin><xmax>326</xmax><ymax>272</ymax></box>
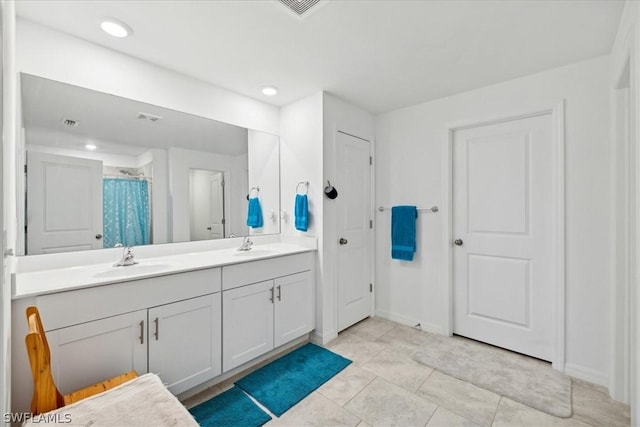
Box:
<box><xmin>235</xmin><ymin>343</ymin><xmax>352</xmax><ymax>416</ymax></box>
<box><xmin>189</xmin><ymin>386</ymin><xmax>271</xmax><ymax>427</ymax></box>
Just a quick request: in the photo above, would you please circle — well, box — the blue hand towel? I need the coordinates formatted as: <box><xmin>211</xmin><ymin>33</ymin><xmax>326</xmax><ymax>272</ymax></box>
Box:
<box><xmin>391</xmin><ymin>205</ymin><xmax>417</xmax><ymax>261</ymax></box>
<box><xmin>295</xmin><ymin>194</ymin><xmax>309</xmax><ymax>232</ymax></box>
<box><xmin>247</xmin><ymin>197</ymin><xmax>263</xmax><ymax>228</ymax></box>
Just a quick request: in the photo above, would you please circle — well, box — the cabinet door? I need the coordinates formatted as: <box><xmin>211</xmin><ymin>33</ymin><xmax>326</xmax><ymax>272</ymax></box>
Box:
<box><xmin>222</xmin><ymin>280</ymin><xmax>274</xmax><ymax>371</ymax></box>
<box><xmin>274</xmin><ymin>271</ymin><xmax>314</xmax><ymax>347</ymax></box>
<box><xmin>48</xmin><ymin>310</ymin><xmax>147</xmax><ymax>395</ymax></box>
<box><xmin>148</xmin><ymin>294</ymin><xmax>221</xmax><ymax>395</ymax></box>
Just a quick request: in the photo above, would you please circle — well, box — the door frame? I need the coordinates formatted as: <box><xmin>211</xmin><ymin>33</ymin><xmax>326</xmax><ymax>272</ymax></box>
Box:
<box><xmin>610</xmin><ymin>23</ymin><xmax>636</xmax><ymax>405</ymax></box>
<box><xmin>442</xmin><ymin>101</ymin><xmax>566</xmax><ymax>371</ymax></box>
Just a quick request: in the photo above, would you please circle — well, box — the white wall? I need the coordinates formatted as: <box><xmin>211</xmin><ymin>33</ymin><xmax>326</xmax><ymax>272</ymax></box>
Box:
<box><xmin>168</xmin><ymin>147</ymin><xmax>247</xmax><ymax>242</ymax></box>
<box><xmin>375</xmin><ymin>56</ymin><xmax>612</xmax><ymax>385</ymax></box>
<box><xmin>247</xmin><ymin>130</ymin><xmax>280</xmax><ymax>236</ymax></box>
<box><xmin>279</xmin><ymin>91</ymin><xmax>374</xmax><ymax>342</ymax></box>
<box><xmin>280</xmin><ymin>92</ymin><xmax>324</xmax><ymax>336</ymax></box>
<box><xmin>16</xmin><ymin>19</ymin><xmax>279</xmax><ymax>134</ymax></box>
<box><xmin>1</xmin><ymin>0</ymin><xmax>14</xmax><ymax>421</ymax></box>
<box><xmin>322</xmin><ymin>93</ymin><xmax>374</xmax><ymax>340</ymax></box>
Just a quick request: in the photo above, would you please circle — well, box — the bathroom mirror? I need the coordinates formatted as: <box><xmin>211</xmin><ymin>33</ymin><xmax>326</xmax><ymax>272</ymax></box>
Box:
<box><xmin>19</xmin><ymin>73</ymin><xmax>280</xmax><ymax>255</ymax></box>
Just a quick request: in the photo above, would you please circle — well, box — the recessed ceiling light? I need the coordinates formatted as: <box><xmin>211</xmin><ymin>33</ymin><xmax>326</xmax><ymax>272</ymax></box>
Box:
<box><xmin>100</xmin><ymin>19</ymin><xmax>132</xmax><ymax>38</ymax></box>
<box><xmin>85</xmin><ymin>144</ymin><xmax>97</xmax><ymax>150</ymax></box>
<box><xmin>261</xmin><ymin>86</ymin><xmax>278</xmax><ymax>96</ymax></box>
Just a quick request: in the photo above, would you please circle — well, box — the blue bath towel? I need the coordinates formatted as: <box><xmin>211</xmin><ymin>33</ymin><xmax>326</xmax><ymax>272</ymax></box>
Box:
<box><xmin>391</xmin><ymin>205</ymin><xmax>417</xmax><ymax>261</ymax></box>
<box><xmin>247</xmin><ymin>197</ymin><xmax>264</xmax><ymax>228</ymax></box>
<box><xmin>295</xmin><ymin>194</ymin><xmax>309</xmax><ymax>232</ymax></box>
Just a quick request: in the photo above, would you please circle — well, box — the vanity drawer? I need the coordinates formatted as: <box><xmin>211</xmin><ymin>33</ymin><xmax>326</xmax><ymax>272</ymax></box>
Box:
<box><xmin>222</xmin><ymin>252</ymin><xmax>313</xmax><ymax>290</ymax></box>
<box><xmin>36</xmin><ymin>267</ymin><xmax>221</xmax><ymax>331</ymax></box>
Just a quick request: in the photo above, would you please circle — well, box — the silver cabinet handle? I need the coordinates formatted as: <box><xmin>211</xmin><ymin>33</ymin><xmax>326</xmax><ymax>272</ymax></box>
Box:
<box><xmin>277</xmin><ymin>285</ymin><xmax>282</xmax><ymax>301</ymax></box>
<box><xmin>95</xmin><ymin>234</ymin><xmax>103</xmax><ymax>240</ymax></box>
<box><xmin>454</xmin><ymin>239</ymin><xmax>464</xmax><ymax>246</ymax></box>
<box><xmin>339</xmin><ymin>238</ymin><xmax>348</xmax><ymax>245</ymax></box>
<box><xmin>269</xmin><ymin>287</ymin><xmax>274</xmax><ymax>303</ymax></box>
<box><xmin>154</xmin><ymin>317</ymin><xmax>159</xmax><ymax>340</ymax></box>
<box><xmin>139</xmin><ymin>320</ymin><xmax>144</xmax><ymax>344</ymax></box>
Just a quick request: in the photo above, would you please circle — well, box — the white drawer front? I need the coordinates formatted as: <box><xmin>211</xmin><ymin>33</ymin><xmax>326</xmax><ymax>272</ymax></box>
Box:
<box><xmin>222</xmin><ymin>253</ymin><xmax>313</xmax><ymax>290</ymax></box>
<box><xmin>37</xmin><ymin>268</ymin><xmax>221</xmax><ymax>330</ymax></box>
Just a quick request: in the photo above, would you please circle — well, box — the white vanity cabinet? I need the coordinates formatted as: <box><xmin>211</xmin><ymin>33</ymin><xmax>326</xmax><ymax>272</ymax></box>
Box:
<box><xmin>36</xmin><ymin>268</ymin><xmax>222</xmax><ymax>396</ymax></box>
<box><xmin>47</xmin><ymin>310</ymin><xmax>148</xmax><ymax>395</ymax></box>
<box><xmin>12</xmin><ymin>247</ymin><xmax>317</xmax><ymax>413</ymax></box>
<box><xmin>148</xmin><ymin>293</ymin><xmax>222</xmax><ymax>394</ymax></box>
<box><xmin>222</xmin><ymin>253</ymin><xmax>314</xmax><ymax>371</ymax></box>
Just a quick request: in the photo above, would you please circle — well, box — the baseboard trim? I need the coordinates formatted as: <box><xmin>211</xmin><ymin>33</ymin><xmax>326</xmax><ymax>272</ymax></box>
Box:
<box><xmin>564</xmin><ymin>363</ymin><xmax>608</xmax><ymax>387</ymax></box>
<box><xmin>375</xmin><ymin>309</ymin><xmax>446</xmax><ymax>335</ymax></box>
<box><xmin>311</xmin><ymin>329</ymin><xmax>338</xmax><ymax>345</ymax></box>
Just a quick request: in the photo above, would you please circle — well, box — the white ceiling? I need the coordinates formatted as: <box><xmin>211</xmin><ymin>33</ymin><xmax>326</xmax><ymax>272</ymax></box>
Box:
<box><xmin>21</xmin><ymin>74</ymin><xmax>248</xmax><ymax>156</ymax></box>
<box><xmin>16</xmin><ymin>0</ymin><xmax>625</xmax><ymax>114</ymax></box>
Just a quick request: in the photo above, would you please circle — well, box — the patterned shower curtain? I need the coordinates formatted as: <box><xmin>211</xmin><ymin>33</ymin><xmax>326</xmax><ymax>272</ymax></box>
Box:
<box><xmin>103</xmin><ymin>178</ymin><xmax>151</xmax><ymax>248</ymax></box>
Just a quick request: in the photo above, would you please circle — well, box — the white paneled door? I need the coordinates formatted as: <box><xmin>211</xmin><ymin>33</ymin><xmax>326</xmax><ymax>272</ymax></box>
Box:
<box><xmin>26</xmin><ymin>151</ymin><xmax>103</xmax><ymax>254</ymax></box>
<box><xmin>209</xmin><ymin>172</ymin><xmax>225</xmax><ymax>239</ymax></box>
<box><xmin>453</xmin><ymin>114</ymin><xmax>554</xmax><ymax>361</ymax></box>
<box><xmin>336</xmin><ymin>131</ymin><xmax>372</xmax><ymax>332</ymax></box>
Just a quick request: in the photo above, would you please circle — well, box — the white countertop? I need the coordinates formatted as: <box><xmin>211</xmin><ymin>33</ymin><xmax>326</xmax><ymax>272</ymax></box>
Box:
<box><xmin>12</xmin><ymin>240</ymin><xmax>316</xmax><ymax>299</ymax></box>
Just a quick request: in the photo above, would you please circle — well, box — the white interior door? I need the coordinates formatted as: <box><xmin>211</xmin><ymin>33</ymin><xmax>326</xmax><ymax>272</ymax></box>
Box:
<box><xmin>27</xmin><ymin>151</ymin><xmax>103</xmax><ymax>254</ymax></box>
<box><xmin>453</xmin><ymin>114</ymin><xmax>554</xmax><ymax>361</ymax></box>
<box><xmin>209</xmin><ymin>172</ymin><xmax>225</xmax><ymax>239</ymax></box>
<box><xmin>336</xmin><ymin>131</ymin><xmax>372</xmax><ymax>332</ymax></box>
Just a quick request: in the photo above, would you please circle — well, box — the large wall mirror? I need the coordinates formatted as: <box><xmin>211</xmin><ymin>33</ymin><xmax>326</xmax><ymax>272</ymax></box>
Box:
<box><xmin>19</xmin><ymin>73</ymin><xmax>280</xmax><ymax>255</ymax></box>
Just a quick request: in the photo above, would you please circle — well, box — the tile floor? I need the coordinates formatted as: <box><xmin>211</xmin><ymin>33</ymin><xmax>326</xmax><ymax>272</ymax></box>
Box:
<box><xmin>184</xmin><ymin>317</ymin><xmax>631</xmax><ymax>427</ymax></box>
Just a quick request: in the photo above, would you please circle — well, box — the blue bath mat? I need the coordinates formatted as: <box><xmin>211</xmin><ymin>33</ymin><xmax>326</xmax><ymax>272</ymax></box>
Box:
<box><xmin>235</xmin><ymin>343</ymin><xmax>352</xmax><ymax>416</ymax></box>
<box><xmin>189</xmin><ymin>386</ymin><xmax>271</xmax><ymax>427</ymax></box>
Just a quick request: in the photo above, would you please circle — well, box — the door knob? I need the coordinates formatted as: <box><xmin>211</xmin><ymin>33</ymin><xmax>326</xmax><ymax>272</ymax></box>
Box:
<box><xmin>95</xmin><ymin>234</ymin><xmax>103</xmax><ymax>240</ymax></box>
<box><xmin>339</xmin><ymin>238</ymin><xmax>348</xmax><ymax>245</ymax></box>
<box><xmin>454</xmin><ymin>239</ymin><xmax>463</xmax><ymax>246</ymax></box>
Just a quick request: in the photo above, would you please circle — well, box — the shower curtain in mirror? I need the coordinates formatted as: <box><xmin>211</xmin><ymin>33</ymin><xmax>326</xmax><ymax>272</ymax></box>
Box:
<box><xmin>103</xmin><ymin>178</ymin><xmax>151</xmax><ymax>248</ymax></box>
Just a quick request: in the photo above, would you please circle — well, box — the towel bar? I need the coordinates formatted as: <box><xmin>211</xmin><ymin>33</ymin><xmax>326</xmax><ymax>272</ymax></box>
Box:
<box><xmin>378</xmin><ymin>205</ymin><xmax>439</xmax><ymax>213</ymax></box>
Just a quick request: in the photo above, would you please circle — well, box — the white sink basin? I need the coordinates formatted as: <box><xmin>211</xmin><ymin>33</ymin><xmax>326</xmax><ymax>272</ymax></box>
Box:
<box><xmin>93</xmin><ymin>263</ymin><xmax>173</xmax><ymax>278</ymax></box>
<box><xmin>233</xmin><ymin>248</ymin><xmax>278</xmax><ymax>257</ymax></box>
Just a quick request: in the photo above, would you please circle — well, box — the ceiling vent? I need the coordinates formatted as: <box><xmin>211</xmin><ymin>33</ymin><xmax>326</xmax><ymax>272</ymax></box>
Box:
<box><xmin>278</xmin><ymin>0</ymin><xmax>323</xmax><ymax>17</ymax></box>
<box><xmin>62</xmin><ymin>119</ymin><xmax>79</xmax><ymax>128</ymax></box>
<box><xmin>137</xmin><ymin>112</ymin><xmax>163</xmax><ymax>122</ymax></box>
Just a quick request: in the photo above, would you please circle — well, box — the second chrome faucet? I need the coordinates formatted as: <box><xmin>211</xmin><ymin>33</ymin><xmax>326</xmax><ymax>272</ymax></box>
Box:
<box><xmin>113</xmin><ymin>244</ymin><xmax>138</xmax><ymax>267</ymax></box>
<box><xmin>238</xmin><ymin>236</ymin><xmax>253</xmax><ymax>251</ymax></box>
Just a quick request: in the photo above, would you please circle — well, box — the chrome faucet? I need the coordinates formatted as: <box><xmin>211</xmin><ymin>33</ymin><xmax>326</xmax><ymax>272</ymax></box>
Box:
<box><xmin>237</xmin><ymin>236</ymin><xmax>253</xmax><ymax>251</ymax></box>
<box><xmin>113</xmin><ymin>244</ymin><xmax>138</xmax><ymax>267</ymax></box>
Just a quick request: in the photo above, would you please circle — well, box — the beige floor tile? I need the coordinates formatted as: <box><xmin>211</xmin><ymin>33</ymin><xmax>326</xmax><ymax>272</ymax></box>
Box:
<box><xmin>344</xmin><ymin>377</ymin><xmax>437</xmax><ymax>427</ymax></box>
<box><xmin>376</xmin><ymin>324</ymin><xmax>432</xmax><ymax>354</ymax></box>
<box><xmin>493</xmin><ymin>398</ymin><xmax>592</xmax><ymax>427</ymax></box>
<box><xmin>417</xmin><ymin>371</ymin><xmax>500</xmax><ymax>427</ymax></box>
<box><xmin>317</xmin><ymin>364</ymin><xmax>376</xmax><ymax>406</ymax></box>
<box><xmin>426</xmin><ymin>407</ymin><xmax>481</xmax><ymax>427</ymax></box>
<box><xmin>266</xmin><ymin>392</ymin><xmax>360</xmax><ymax>427</ymax></box>
<box><xmin>326</xmin><ymin>331</ymin><xmax>387</xmax><ymax>366</ymax></box>
<box><xmin>356</xmin><ymin>421</ymin><xmax>372</xmax><ymax>427</ymax></box>
<box><xmin>361</xmin><ymin>347</ymin><xmax>433</xmax><ymax>392</ymax></box>
<box><xmin>572</xmin><ymin>381</ymin><xmax>631</xmax><ymax>427</ymax></box>
<box><xmin>346</xmin><ymin>316</ymin><xmax>397</xmax><ymax>341</ymax></box>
